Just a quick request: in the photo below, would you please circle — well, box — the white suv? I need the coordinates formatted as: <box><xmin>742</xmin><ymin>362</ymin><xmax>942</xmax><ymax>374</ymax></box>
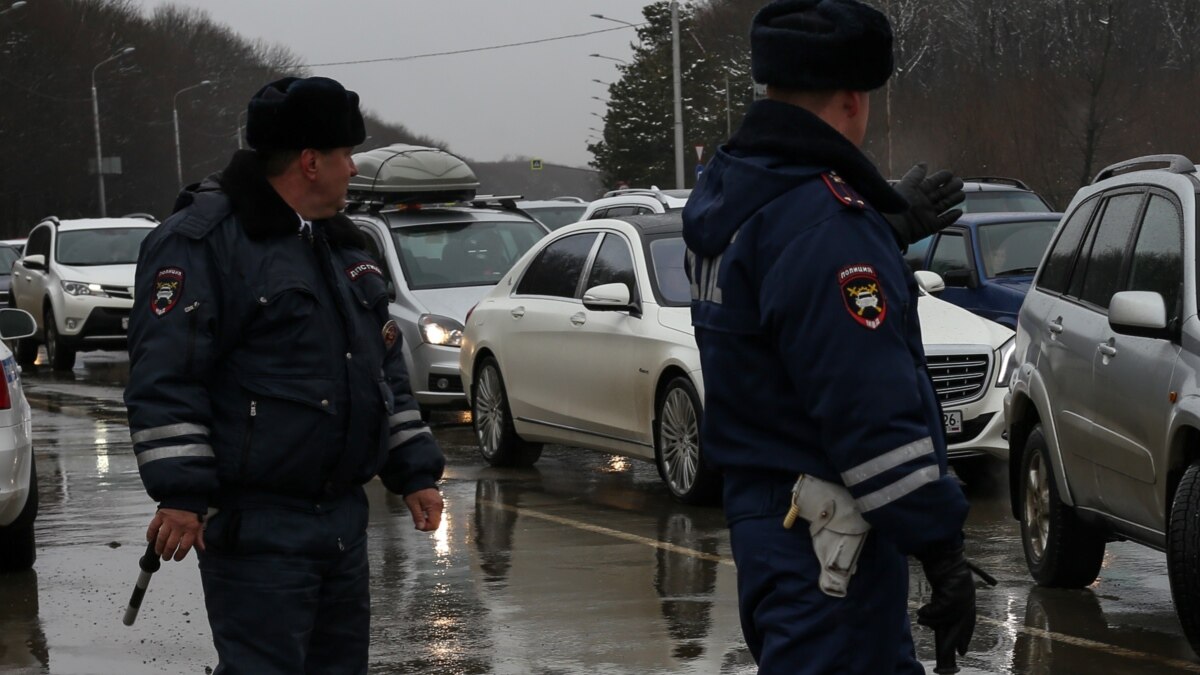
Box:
<box><xmin>11</xmin><ymin>214</ymin><xmax>157</xmax><ymax>370</ymax></box>
<box><xmin>580</xmin><ymin>187</ymin><xmax>690</xmax><ymax>220</ymax></box>
<box><xmin>1005</xmin><ymin>154</ymin><xmax>1200</xmax><ymax>653</ymax></box>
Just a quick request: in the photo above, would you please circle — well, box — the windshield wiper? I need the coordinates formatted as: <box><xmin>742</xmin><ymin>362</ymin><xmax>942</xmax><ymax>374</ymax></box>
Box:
<box><xmin>994</xmin><ymin>267</ymin><xmax>1039</xmax><ymax>277</ymax></box>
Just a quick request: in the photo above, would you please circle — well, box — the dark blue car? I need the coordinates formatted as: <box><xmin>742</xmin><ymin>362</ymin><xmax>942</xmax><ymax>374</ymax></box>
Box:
<box><xmin>906</xmin><ymin>212</ymin><xmax>1062</xmax><ymax>328</ymax></box>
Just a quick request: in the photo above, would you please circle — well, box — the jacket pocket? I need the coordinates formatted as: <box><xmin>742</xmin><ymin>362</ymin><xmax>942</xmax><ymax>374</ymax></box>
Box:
<box><xmin>235</xmin><ymin>374</ymin><xmax>338</xmax><ymax>487</ymax></box>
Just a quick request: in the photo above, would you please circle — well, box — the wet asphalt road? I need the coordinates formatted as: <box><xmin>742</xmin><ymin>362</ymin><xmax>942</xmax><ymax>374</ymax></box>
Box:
<box><xmin>1</xmin><ymin>353</ymin><xmax>1199</xmax><ymax>674</ymax></box>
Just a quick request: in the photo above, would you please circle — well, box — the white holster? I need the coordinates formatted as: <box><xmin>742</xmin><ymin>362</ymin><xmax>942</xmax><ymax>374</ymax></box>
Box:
<box><xmin>791</xmin><ymin>474</ymin><xmax>871</xmax><ymax>598</ymax></box>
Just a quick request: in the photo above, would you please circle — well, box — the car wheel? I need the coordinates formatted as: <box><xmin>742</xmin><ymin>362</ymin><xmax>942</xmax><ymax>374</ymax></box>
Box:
<box><xmin>471</xmin><ymin>357</ymin><xmax>541</xmax><ymax>467</ymax></box>
<box><xmin>1168</xmin><ymin>462</ymin><xmax>1200</xmax><ymax>655</ymax></box>
<box><xmin>1019</xmin><ymin>424</ymin><xmax>1105</xmax><ymax>587</ymax></box>
<box><xmin>43</xmin><ymin>307</ymin><xmax>75</xmax><ymax>372</ymax></box>
<box><xmin>655</xmin><ymin>377</ymin><xmax>720</xmax><ymax>506</ymax></box>
<box><xmin>0</xmin><ymin>460</ymin><xmax>37</xmax><ymax>572</ymax></box>
<box><xmin>14</xmin><ymin>334</ymin><xmax>36</xmax><ymax>367</ymax></box>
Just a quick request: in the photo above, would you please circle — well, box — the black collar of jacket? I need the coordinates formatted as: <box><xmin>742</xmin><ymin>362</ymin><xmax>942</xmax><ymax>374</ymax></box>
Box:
<box><xmin>217</xmin><ymin>149</ymin><xmax>366</xmax><ymax>248</ymax></box>
<box><xmin>727</xmin><ymin>99</ymin><xmax>907</xmax><ymax>214</ymax></box>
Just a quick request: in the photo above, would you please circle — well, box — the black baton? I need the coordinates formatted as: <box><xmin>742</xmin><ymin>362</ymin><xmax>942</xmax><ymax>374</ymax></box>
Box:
<box><xmin>122</xmin><ymin>541</ymin><xmax>161</xmax><ymax>626</ymax></box>
<box><xmin>933</xmin><ymin>630</ymin><xmax>959</xmax><ymax>674</ymax></box>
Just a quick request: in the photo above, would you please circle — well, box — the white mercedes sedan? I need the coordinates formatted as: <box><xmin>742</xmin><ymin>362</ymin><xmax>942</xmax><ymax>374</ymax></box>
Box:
<box><xmin>460</xmin><ymin>215</ymin><xmax>1014</xmax><ymax>505</ymax></box>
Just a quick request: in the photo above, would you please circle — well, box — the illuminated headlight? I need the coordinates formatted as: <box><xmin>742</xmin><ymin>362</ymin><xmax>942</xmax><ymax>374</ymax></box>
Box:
<box><xmin>419</xmin><ymin>314</ymin><xmax>464</xmax><ymax>347</ymax></box>
<box><xmin>996</xmin><ymin>337</ymin><xmax>1016</xmax><ymax>387</ymax></box>
<box><xmin>62</xmin><ymin>281</ymin><xmax>107</xmax><ymax>297</ymax></box>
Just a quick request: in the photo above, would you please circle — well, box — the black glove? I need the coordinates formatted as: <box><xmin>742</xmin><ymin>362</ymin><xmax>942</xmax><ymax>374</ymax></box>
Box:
<box><xmin>917</xmin><ymin>544</ymin><xmax>977</xmax><ymax>669</ymax></box>
<box><xmin>885</xmin><ymin>163</ymin><xmax>966</xmax><ymax>245</ymax></box>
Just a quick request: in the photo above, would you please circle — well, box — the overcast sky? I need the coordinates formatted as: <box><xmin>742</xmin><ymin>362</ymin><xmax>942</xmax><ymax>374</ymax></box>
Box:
<box><xmin>126</xmin><ymin>0</ymin><xmax>662</xmax><ymax>168</ymax></box>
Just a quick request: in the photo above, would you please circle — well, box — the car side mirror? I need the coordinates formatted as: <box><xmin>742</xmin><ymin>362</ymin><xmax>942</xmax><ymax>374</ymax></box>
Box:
<box><xmin>914</xmin><ymin>270</ymin><xmax>945</xmax><ymax>294</ymax></box>
<box><xmin>386</xmin><ymin>280</ymin><xmax>397</xmax><ymax>303</ymax></box>
<box><xmin>942</xmin><ymin>268</ymin><xmax>978</xmax><ymax>289</ymax></box>
<box><xmin>0</xmin><ymin>308</ymin><xmax>36</xmax><ymax>340</ymax></box>
<box><xmin>582</xmin><ymin>282</ymin><xmax>632</xmax><ymax>311</ymax></box>
<box><xmin>21</xmin><ymin>254</ymin><xmax>45</xmax><ymax>271</ymax></box>
<box><xmin>1109</xmin><ymin>291</ymin><xmax>1170</xmax><ymax>339</ymax></box>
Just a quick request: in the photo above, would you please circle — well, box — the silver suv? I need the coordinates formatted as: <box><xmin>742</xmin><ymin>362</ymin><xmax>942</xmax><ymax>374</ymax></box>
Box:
<box><xmin>345</xmin><ymin>144</ymin><xmax>548</xmax><ymax>410</ymax></box>
<box><xmin>1005</xmin><ymin>154</ymin><xmax>1200</xmax><ymax>652</ymax></box>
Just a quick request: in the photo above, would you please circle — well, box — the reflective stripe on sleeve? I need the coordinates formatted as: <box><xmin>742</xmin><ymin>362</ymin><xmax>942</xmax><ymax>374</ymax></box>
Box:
<box><xmin>389</xmin><ymin>426</ymin><xmax>432</xmax><ymax>448</ymax></box>
<box><xmin>131</xmin><ymin>423</ymin><xmax>211</xmax><ymax>445</ymax></box>
<box><xmin>136</xmin><ymin>443</ymin><xmax>215</xmax><ymax>467</ymax></box>
<box><xmin>388</xmin><ymin>410</ymin><xmax>423</xmax><ymax>427</ymax></box>
<box><xmin>855</xmin><ymin>465</ymin><xmax>940</xmax><ymax>512</ymax></box>
<box><xmin>841</xmin><ymin>437</ymin><xmax>934</xmax><ymax>487</ymax></box>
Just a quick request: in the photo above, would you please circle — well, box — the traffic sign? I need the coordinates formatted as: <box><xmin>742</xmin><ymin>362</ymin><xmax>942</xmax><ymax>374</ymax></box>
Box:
<box><xmin>531</xmin><ymin>158</ymin><xmax>543</xmax><ymax>171</ymax></box>
<box><xmin>694</xmin><ymin>145</ymin><xmax>705</xmax><ymax>162</ymax></box>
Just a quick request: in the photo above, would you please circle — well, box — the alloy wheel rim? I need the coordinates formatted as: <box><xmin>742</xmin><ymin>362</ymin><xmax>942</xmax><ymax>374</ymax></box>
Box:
<box><xmin>475</xmin><ymin>366</ymin><xmax>504</xmax><ymax>457</ymax></box>
<box><xmin>661</xmin><ymin>388</ymin><xmax>698</xmax><ymax>495</ymax></box>
<box><xmin>1024</xmin><ymin>451</ymin><xmax>1050</xmax><ymax>561</ymax></box>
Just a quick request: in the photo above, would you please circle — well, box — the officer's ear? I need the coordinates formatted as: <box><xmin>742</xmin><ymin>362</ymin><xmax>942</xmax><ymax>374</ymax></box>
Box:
<box><xmin>298</xmin><ymin>148</ymin><xmax>321</xmax><ymax>180</ymax></box>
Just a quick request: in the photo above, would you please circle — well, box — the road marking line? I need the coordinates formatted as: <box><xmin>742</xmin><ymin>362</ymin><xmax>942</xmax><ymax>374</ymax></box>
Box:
<box><xmin>481</xmin><ymin>499</ymin><xmax>1200</xmax><ymax>673</ymax></box>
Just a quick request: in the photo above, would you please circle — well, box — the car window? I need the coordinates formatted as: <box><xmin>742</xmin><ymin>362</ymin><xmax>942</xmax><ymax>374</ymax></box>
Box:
<box><xmin>356</xmin><ymin>226</ymin><xmax>393</xmax><ymax>283</ymax></box>
<box><xmin>649</xmin><ymin>236</ymin><xmax>690</xmax><ymax>306</ymax></box>
<box><xmin>0</xmin><ymin>246</ymin><xmax>20</xmax><ymax>272</ymax></box>
<box><xmin>523</xmin><ymin>205</ymin><xmax>586</xmax><ymax>230</ymax></box>
<box><xmin>515</xmin><ymin>232</ymin><xmax>599</xmax><ymax>298</ymax></box>
<box><xmin>56</xmin><ymin>227</ymin><xmax>152</xmax><ymax>266</ymax></box>
<box><xmin>390</xmin><ymin>219</ymin><xmax>546</xmax><ymax>290</ymax></box>
<box><xmin>904</xmin><ymin>235</ymin><xmax>932</xmax><ymax>272</ymax></box>
<box><xmin>25</xmin><ymin>225</ymin><xmax>50</xmax><ymax>259</ymax></box>
<box><xmin>978</xmin><ymin>220</ymin><xmax>1059</xmax><ymax>278</ymax></box>
<box><xmin>1126</xmin><ymin>194</ymin><xmax>1183</xmax><ymax>322</ymax></box>
<box><xmin>961</xmin><ymin>191</ymin><xmax>1052</xmax><ymax>214</ymax></box>
<box><xmin>587</xmin><ymin>208</ymin><xmax>609</xmax><ymax>220</ymax></box>
<box><xmin>1037</xmin><ymin>198</ymin><xmax>1098</xmax><ymax>294</ymax></box>
<box><xmin>1076</xmin><ymin>193</ymin><xmax>1144</xmax><ymax>309</ymax></box>
<box><xmin>584</xmin><ymin>233</ymin><xmax>637</xmax><ymax>300</ymax></box>
<box><xmin>928</xmin><ymin>232</ymin><xmax>971</xmax><ymax>277</ymax></box>
<box><xmin>604</xmin><ymin>206</ymin><xmax>639</xmax><ymax>217</ymax></box>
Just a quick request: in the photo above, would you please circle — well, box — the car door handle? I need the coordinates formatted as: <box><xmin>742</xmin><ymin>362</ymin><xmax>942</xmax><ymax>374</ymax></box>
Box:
<box><xmin>1098</xmin><ymin>343</ymin><xmax>1118</xmax><ymax>358</ymax></box>
<box><xmin>510</xmin><ymin>306</ymin><xmax>525</xmax><ymax>319</ymax></box>
<box><xmin>570</xmin><ymin>312</ymin><xmax>587</xmax><ymax>326</ymax></box>
<box><xmin>1048</xmin><ymin>318</ymin><xmax>1064</xmax><ymax>335</ymax></box>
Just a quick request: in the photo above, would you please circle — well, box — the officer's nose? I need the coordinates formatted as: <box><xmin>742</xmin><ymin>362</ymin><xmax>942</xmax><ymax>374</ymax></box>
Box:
<box><xmin>348</xmin><ymin>158</ymin><xmax>358</xmax><ymax>178</ymax></box>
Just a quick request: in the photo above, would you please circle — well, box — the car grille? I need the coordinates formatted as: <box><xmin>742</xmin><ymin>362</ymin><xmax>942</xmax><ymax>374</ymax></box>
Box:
<box><xmin>102</xmin><ymin>285</ymin><xmax>133</xmax><ymax>300</ymax></box>
<box><xmin>927</xmin><ymin>353</ymin><xmax>990</xmax><ymax>405</ymax></box>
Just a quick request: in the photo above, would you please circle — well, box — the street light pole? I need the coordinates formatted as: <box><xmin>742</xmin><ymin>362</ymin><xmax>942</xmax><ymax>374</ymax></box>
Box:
<box><xmin>173</xmin><ymin>80</ymin><xmax>213</xmax><ymax>188</ymax></box>
<box><xmin>588</xmin><ymin>53</ymin><xmax>627</xmax><ymax>65</ymax></box>
<box><xmin>91</xmin><ymin>46</ymin><xmax>135</xmax><ymax>218</ymax></box>
<box><xmin>671</xmin><ymin>0</ymin><xmax>684</xmax><ymax>189</ymax></box>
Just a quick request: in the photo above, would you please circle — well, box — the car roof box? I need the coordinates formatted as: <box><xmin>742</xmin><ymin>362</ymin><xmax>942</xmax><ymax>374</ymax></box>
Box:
<box><xmin>348</xmin><ymin>144</ymin><xmax>479</xmax><ymax>206</ymax></box>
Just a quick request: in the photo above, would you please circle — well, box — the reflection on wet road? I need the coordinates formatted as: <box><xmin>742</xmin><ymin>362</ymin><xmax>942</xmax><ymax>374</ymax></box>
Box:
<box><xmin>0</xmin><ymin>353</ymin><xmax>1197</xmax><ymax>673</ymax></box>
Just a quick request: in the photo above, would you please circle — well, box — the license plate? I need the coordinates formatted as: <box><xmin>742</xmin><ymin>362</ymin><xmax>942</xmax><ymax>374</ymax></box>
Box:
<box><xmin>943</xmin><ymin>410</ymin><xmax>963</xmax><ymax>435</ymax></box>
<box><xmin>121</xmin><ymin>317</ymin><xmax>129</xmax><ymax>331</ymax></box>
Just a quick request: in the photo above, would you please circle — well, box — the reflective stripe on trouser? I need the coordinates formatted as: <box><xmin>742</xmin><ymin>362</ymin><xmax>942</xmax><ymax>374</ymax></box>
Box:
<box><xmin>729</xmin><ymin>515</ymin><xmax>923</xmax><ymax>675</ymax></box>
<box><xmin>197</xmin><ymin>489</ymin><xmax>369</xmax><ymax>675</ymax></box>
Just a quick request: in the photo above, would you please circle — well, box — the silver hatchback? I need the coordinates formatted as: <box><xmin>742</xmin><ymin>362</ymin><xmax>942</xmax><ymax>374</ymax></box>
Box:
<box><xmin>1005</xmin><ymin>154</ymin><xmax>1200</xmax><ymax>653</ymax></box>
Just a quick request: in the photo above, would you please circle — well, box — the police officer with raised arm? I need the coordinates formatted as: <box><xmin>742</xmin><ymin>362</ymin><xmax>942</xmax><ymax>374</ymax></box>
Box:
<box><xmin>683</xmin><ymin>1</ymin><xmax>976</xmax><ymax>672</ymax></box>
<box><xmin>125</xmin><ymin>76</ymin><xmax>445</xmax><ymax>674</ymax></box>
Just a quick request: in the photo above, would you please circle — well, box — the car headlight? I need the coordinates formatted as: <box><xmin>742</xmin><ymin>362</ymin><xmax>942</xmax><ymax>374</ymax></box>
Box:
<box><xmin>996</xmin><ymin>336</ymin><xmax>1016</xmax><ymax>387</ymax></box>
<box><xmin>62</xmin><ymin>281</ymin><xmax>108</xmax><ymax>297</ymax></box>
<box><xmin>419</xmin><ymin>314</ymin><xmax>464</xmax><ymax>347</ymax></box>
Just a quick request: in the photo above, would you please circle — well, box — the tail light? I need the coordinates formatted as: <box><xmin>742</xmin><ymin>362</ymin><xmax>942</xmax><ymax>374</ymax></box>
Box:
<box><xmin>0</xmin><ymin>365</ymin><xmax>13</xmax><ymax>410</ymax></box>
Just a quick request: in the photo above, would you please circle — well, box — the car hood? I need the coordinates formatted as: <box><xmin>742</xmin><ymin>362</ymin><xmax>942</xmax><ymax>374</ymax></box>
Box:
<box><xmin>55</xmin><ymin>263</ymin><xmax>136</xmax><ymax>287</ymax></box>
<box><xmin>411</xmin><ymin>286</ymin><xmax>492</xmax><ymax>321</ymax></box>
<box><xmin>917</xmin><ymin>294</ymin><xmax>1012</xmax><ymax>349</ymax></box>
<box><xmin>986</xmin><ymin>276</ymin><xmax>1033</xmax><ymax>295</ymax></box>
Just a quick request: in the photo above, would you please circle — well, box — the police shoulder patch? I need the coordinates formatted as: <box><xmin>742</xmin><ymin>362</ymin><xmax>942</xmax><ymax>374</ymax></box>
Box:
<box><xmin>346</xmin><ymin>261</ymin><xmax>383</xmax><ymax>281</ymax></box>
<box><xmin>382</xmin><ymin>319</ymin><xmax>400</xmax><ymax>350</ymax></box>
<box><xmin>838</xmin><ymin>263</ymin><xmax>887</xmax><ymax>330</ymax></box>
<box><xmin>821</xmin><ymin>171</ymin><xmax>867</xmax><ymax>210</ymax></box>
<box><xmin>152</xmin><ymin>267</ymin><xmax>184</xmax><ymax>317</ymax></box>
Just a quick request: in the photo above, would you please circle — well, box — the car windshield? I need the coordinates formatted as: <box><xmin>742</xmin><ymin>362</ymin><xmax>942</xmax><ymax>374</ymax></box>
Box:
<box><xmin>961</xmin><ymin>191</ymin><xmax>1052</xmax><ymax>214</ymax></box>
<box><xmin>522</xmin><ymin>205</ymin><xmax>586</xmax><ymax>230</ymax></box>
<box><xmin>978</xmin><ymin>220</ymin><xmax>1059</xmax><ymax>278</ymax></box>
<box><xmin>56</xmin><ymin>228</ymin><xmax>152</xmax><ymax>266</ymax></box>
<box><xmin>0</xmin><ymin>246</ymin><xmax>19</xmax><ymax>273</ymax></box>
<box><xmin>649</xmin><ymin>235</ymin><xmax>690</xmax><ymax>306</ymax></box>
<box><xmin>391</xmin><ymin>220</ymin><xmax>547</xmax><ymax>290</ymax></box>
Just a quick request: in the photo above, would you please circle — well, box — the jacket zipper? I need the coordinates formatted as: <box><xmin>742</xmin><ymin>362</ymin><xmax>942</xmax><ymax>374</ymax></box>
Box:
<box><xmin>184</xmin><ymin>302</ymin><xmax>200</xmax><ymax>372</ymax></box>
<box><xmin>239</xmin><ymin>400</ymin><xmax>257</xmax><ymax>479</ymax></box>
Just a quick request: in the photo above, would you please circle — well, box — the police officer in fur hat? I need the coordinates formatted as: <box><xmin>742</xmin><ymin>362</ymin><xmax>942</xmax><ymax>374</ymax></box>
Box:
<box><xmin>126</xmin><ymin>76</ymin><xmax>445</xmax><ymax>674</ymax></box>
<box><xmin>683</xmin><ymin>1</ymin><xmax>977</xmax><ymax>672</ymax></box>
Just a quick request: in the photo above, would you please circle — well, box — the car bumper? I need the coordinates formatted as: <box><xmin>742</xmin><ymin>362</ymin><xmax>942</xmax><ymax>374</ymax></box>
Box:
<box><xmin>412</xmin><ymin>342</ymin><xmax>468</xmax><ymax>409</ymax></box>
<box><xmin>57</xmin><ymin>296</ymin><xmax>132</xmax><ymax>347</ymax></box>
<box><xmin>943</xmin><ymin>384</ymin><xmax>1009</xmax><ymax>461</ymax></box>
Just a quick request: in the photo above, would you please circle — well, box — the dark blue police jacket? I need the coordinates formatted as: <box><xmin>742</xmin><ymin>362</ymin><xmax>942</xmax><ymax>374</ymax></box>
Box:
<box><xmin>125</xmin><ymin>150</ymin><xmax>445</xmax><ymax>515</ymax></box>
<box><xmin>683</xmin><ymin>100</ymin><xmax>967</xmax><ymax>555</ymax></box>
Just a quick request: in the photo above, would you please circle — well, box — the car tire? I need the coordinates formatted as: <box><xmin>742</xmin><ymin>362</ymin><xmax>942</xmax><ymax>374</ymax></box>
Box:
<box><xmin>43</xmin><ymin>307</ymin><xmax>75</xmax><ymax>372</ymax></box>
<box><xmin>471</xmin><ymin>357</ymin><xmax>542</xmax><ymax>468</ymax></box>
<box><xmin>655</xmin><ymin>377</ymin><xmax>720</xmax><ymax>506</ymax></box>
<box><xmin>14</xmin><ymin>334</ymin><xmax>37</xmax><ymax>367</ymax></box>
<box><xmin>1168</xmin><ymin>462</ymin><xmax>1200</xmax><ymax>655</ymax></box>
<box><xmin>0</xmin><ymin>460</ymin><xmax>37</xmax><ymax>572</ymax></box>
<box><xmin>1019</xmin><ymin>424</ymin><xmax>1105</xmax><ymax>587</ymax></box>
